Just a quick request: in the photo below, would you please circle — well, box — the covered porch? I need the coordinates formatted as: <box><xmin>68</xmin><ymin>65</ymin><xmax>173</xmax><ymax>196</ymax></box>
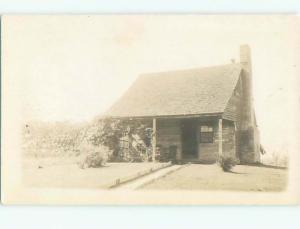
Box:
<box><xmin>149</xmin><ymin>115</ymin><xmax>237</xmax><ymax>163</ymax></box>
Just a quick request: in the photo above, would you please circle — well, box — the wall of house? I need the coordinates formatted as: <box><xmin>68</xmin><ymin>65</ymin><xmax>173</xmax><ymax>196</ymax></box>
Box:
<box><xmin>217</xmin><ymin>46</ymin><xmax>261</xmax><ymax>164</ymax></box>
<box><xmin>223</xmin><ymin>77</ymin><xmax>243</xmax><ymax>127</ymax></box>
<box><xmin>223</xmin><ymin>69</ymin><xmax>261</xmax><ymax>164</ymax></box>
<box><xmin>156</xmin><ymin>118</ymin><xmax>238</xmax><ymax>163</ymax></box>
<box><xmin>198</xmin><ymin>120</ymin><xmax>218</xmax><ymax>163</ymax></box>
<box><xmin>222</xmin><ymin>120</ymin><xmax>236</xmax><ymax>159</ymax></box>
<box><xmin>156</xmin><ymin>119</ymin><xmax>182</xmax><ymax>161</ymax></box>
<box><xmin>156</xmin><ymin>118</ymin><xmax>239</xmax><ymax>163</ymax></box>
<box><xmin>197</xmin><ymin>119</ymin><xmax>237</xmax><ymax>163</ymax></box>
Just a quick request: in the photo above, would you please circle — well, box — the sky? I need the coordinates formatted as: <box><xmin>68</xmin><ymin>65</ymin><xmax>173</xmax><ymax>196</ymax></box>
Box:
<box><xmin>3</xmin><ymin>15</ymin><xmax>300</xmax><ymax>154</ymax></box>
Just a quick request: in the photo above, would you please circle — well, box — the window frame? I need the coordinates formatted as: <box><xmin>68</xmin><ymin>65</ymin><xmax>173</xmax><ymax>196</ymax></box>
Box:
<box><xmin>199</xmin><ymin>125</ymin><xmax>214</xmax><ymax>143</ymax></box>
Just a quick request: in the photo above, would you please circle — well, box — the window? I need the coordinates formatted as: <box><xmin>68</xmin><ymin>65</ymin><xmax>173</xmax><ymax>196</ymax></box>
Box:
<box><xmin>200</xmin><ymin>125</ymin><xmax>214</xmax><ymax>143</ymax></box>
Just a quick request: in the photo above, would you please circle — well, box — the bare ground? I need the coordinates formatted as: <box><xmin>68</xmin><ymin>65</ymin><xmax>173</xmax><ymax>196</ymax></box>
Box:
<box><xmin>141</xmin><ymin>164</ymin><xmax>287</xmax><ymax>191</ymax></box>
<box><xmin>23</xmin><ymin>157</ymin><xmax>169</xmax><ymax>189</ymax></box>
<box><xmin>23</xmin><ymin>157</ymin><xmax>288</xmax><ymax>191</ymax></box>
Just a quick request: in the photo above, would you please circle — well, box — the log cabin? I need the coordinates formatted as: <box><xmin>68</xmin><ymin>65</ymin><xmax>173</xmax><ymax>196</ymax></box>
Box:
<box><xmin>105</xmin><ymin>45</ymin><xmax>261</xmax><ymax>164</ymax></box>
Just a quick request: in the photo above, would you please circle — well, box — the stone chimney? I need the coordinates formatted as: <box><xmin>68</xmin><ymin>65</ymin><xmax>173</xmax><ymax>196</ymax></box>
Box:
<box><xmin>240</xmin><ymin>45</ymin><xmax>252</xmax><ymax>73</ymax></box>
<box><xmin>239</xmin><ymin>45</ymin><xmax>254</xmax><ymax>130</ymax></box>
<box><xmin>238</xmin><ymin>45</ymin><xmax>260</xmax><ymax>163</ymax></box>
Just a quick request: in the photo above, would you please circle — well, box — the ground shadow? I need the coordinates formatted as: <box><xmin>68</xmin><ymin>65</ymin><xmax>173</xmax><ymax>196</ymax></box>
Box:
<box><xmin>241</xmin><ymin>163</ymin><xmax>287</xmax><ymax>170</ymax></box>
<box><xmin>226</xmin><ymin>170</ymin><xmax>247</xmax><ymax>175</ymax></box>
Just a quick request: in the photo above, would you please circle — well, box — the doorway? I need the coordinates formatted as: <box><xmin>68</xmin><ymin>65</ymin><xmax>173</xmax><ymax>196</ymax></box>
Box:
<box><xmin>181</xmin><ymin>119</ymin><xmax>198</xmax><ymax>159</ymax></box>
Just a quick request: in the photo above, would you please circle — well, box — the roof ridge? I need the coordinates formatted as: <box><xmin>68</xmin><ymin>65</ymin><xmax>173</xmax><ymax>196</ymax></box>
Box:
<box><xmin>139</xmin><ymin>63</ymin><xmax>242</xmax><ymax>78</ymax></box>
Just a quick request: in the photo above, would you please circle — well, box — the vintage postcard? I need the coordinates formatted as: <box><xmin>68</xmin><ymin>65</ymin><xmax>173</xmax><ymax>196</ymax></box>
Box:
<box><xmin>1</xmin><ymin>15</ymin><xmax>300</xmax><ymax>205</ymax></box>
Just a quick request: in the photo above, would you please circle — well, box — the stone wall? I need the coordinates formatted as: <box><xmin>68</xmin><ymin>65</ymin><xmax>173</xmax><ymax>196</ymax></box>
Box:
<box><xmin>238</xmin><ymin>126</ymin><xmax>261</xmax><ymax>163</ymax></box>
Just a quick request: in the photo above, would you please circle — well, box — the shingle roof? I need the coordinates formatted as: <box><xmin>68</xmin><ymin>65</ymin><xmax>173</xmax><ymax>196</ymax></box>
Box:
<box><xmin>105</xmin><ymin>64</ymin><xmax>242</xmax><ymax>118</ymax></box>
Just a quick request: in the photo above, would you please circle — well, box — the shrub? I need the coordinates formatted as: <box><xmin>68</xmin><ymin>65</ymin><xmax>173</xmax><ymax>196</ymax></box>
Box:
<box><xmin>89</xmin><ymin>118</ymin><xmax>151</xmax><ymax>160</ymax></box>
<box><xmin>77</xmin><ymin>144</ymin><xmax>111</xmax><ymax>169</ymax></box>
<box><xmin>78</xmin><ymin>151</ymin><xmax>107</xmax><ymax>169</ymax></box>
<box><xmin>218</xmin><ymin>155</ymin><xmax>238</xmax><ymax>172</ymax></box>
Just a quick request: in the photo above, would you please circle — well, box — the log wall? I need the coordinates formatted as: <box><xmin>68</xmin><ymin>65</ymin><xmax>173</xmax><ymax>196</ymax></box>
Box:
<box><xmin>198</xmin><ymin>120</ymin><xmax>219</xmax><ymax>163</ymax></box>
<box><xmin>157</xmin><ymin>119</ymin><xmax>182</xmax><ymax>160</ymax></box>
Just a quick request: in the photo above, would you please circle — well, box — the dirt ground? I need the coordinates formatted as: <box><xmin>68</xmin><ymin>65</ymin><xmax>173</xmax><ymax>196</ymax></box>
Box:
<box><xmin>23</xmin><ymin>157</ymin><xmax>168</xmax><ymax>189</ymax></box>
<box><xmin>23</xmin><ymin>157</ymin><xmax>287</xmax><ymax>191</ymax></box>
<box><xmin>141</xmin><ymin>164</ymin><xmax>287</xmax><ymax>191</ymax></box>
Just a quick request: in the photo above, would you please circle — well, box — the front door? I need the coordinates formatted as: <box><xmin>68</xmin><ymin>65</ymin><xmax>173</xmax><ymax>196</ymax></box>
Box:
<box><xmin>181</xmin><ymin>119</ymin><xmax>198</xmax><ymax>159</ymax></box>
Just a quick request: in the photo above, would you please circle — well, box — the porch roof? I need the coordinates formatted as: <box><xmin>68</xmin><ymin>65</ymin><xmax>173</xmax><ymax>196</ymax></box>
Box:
<box><xmin>105</xmin><ymin>64</ymin><xmax>242</xmax><ymax>118</ymax></box>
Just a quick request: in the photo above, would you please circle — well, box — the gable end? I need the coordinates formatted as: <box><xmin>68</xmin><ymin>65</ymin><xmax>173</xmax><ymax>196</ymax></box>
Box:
<box><xmin>222</xmin><ymin>75</ymin><xmax>243</xmax><ymax>122</ymax></box>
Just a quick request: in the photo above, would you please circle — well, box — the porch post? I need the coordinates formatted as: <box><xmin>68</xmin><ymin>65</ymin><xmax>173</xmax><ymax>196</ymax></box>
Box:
<box><xmin>152</xmin><ymin>118</ymin><xmax>157</xmax><ymax>162</ymax></box>
<box><xmin>218</xmin><ymin>118</ymin><xmax>223</xmax><ymax>158</ymax></box>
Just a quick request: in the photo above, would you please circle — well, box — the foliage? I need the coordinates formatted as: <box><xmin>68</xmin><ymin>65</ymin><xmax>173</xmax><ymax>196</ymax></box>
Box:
<box><xmin>262</xmin><ymin>151</ymin><xmax>288</xmax><ymax>167</ymax></box>
<box><xmin>218</xmin><ymin>155</ymin><xmax>238</xmax><ymax>172</ymax></box>
<box><xmin>22</xmin><ymin>121</ymin><xmax>85</xmax><ymax>158</ymax></box>
<box><xmin>22</xmin><ymin>118</ymin><xmax>151</xmax><ymax>162</ymax></box>
<box><xmin>87</xmin><ymin>118</ymin><xmax>151</xmax><ymax>159</ymax></box>
<box><xmin>77</xmin><ymin>144</ymin><xmax>111</xmax><ymax>169</ymax></box>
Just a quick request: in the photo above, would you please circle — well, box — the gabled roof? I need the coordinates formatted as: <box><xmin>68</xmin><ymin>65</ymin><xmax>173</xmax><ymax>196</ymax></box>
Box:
<box><xmin>105</xmin><ymin>64</ymin><xmax>242</xmax><ymax>118</ymax></box>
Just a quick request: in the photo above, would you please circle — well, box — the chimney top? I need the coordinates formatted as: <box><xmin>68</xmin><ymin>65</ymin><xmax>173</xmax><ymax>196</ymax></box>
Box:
<box><xmin>240</xmin><ymin>44</ymin><xmax>251</xmax><ymax>64</ymax></box>
<box><xmin>240</xmin><ymin>44</ymin><xmax>252</xmax><ymax>74</ymax></box>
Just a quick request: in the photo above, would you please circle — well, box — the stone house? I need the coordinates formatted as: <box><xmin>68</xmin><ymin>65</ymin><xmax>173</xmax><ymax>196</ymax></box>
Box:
<box><xmin>105</xmin><ymin>45</ymin><xmax>261</xmax><ymax>164</ymax></box>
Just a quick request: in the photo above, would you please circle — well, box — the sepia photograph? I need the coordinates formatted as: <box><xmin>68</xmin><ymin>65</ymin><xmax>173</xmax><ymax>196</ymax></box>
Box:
<box><xmin>1</xmin><ymin>15</ymin><xmax>300</xmax><ymax>204</ymax></box>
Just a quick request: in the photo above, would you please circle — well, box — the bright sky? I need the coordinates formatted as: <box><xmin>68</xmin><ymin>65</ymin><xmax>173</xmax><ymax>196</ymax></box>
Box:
<box><xmin>3</xmin><ymin>15</ymin><xmax>300</xmax><ymax>154</ymax></box>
